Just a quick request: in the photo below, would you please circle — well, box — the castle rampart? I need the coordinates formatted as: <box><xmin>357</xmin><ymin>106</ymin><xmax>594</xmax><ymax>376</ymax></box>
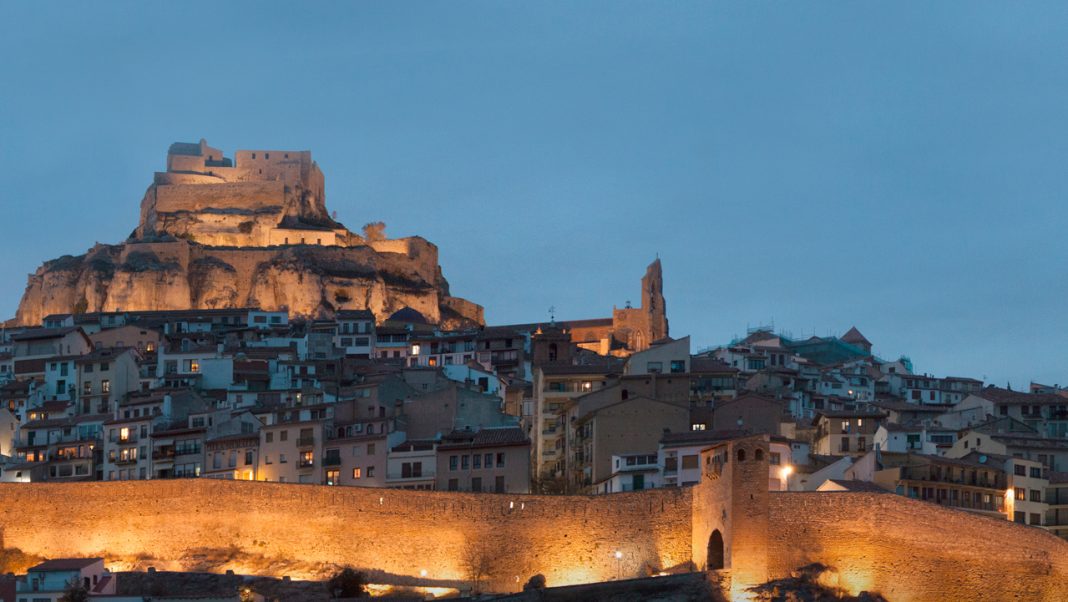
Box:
<box><xmin>0</xmin><ymin>436</ymin><xmax>1065</xmax><ymax>599</ymax></box>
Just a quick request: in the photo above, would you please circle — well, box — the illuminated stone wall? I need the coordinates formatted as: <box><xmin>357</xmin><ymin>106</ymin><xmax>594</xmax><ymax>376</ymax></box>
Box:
<box><xmin>2</xmin><ymin>454</ymin><xmax>1067</xmax><ymax>598</ymax></box>
<box><xmin>0</xmin><ymin>480</ymin><xmax>694</xmax><ymax>592</ymax></box>
<box><xmin>766</xmin><ymin>492</ymin><xmax>1068</xmax><ymax>602</ymax></box>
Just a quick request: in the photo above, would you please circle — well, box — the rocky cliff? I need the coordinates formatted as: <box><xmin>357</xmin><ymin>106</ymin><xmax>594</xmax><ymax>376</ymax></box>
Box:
<box><xmin>14</xmin><ymin>140</ymin><xmax>483</xmax><ymax>327</ymax></box>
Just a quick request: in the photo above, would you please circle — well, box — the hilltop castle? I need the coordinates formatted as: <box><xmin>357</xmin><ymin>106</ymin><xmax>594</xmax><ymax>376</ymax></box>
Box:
<box><xmin>138</xmin><ymin>139</ymin><xmax>346</xmax><ymax>247</ymax></box>
<box><xmin>15</xmin><ymin>140</ymin><xmax>484</xmax><ymax>327</ymax></box>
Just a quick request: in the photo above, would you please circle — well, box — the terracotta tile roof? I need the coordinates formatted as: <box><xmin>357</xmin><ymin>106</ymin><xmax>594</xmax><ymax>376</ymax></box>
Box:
<box><xmin>975</xmin><ymin>386</ymin><xmax>1065</xmax><ymax>406</ymax></box>
<box><xmin>659</xmin><ymin>429</ymin><xmax>749</xmax><ymax>446</ymax></box>
<box><xmin>11</xmin><ymin>327</ymin><xmax>83</xmax><ymax>341</ymax></box>
<box><xmin>840</xmin><ymin>326</ymin><xmax>871</xmax><ymax>347</ymax></box>
<box><xmin>30</xmin><ymin>557</ymin><xmax>102</xmax><ymax>571</ymax></box>
<box><xmin>438</xmin><ymin>427</ymin><xmax>529</xmax><ymax>450</ymax></box>
<box><xmin>824</xmin><ymin>479</ymin><xmax>889</xmax><ymax>493</ymax></box>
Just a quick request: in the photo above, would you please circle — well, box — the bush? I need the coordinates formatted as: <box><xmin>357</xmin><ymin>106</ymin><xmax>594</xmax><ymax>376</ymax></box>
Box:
<box><xmin>523</xmin><ymin>574</ymin><xmax>546</xmax><ymax>591</ymax></box>
<box><xmin>326</xmin><ymin>567</ymin><xmax>367</xmax><ymax>599</ymax></box>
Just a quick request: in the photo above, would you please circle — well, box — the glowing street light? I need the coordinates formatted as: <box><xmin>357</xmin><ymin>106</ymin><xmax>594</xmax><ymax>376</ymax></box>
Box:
<box><xmin>779</xmin><ymin>464</ymin><xmax>794</xmax><ymax>491</ymax></box>
<box><xmin>614</xmin><ymin>550</ymin><xmax>623</xmax><ymax>580</ymax></box>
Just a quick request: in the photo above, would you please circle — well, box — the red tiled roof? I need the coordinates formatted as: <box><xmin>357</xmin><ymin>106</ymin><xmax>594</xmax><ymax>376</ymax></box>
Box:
<box><xmin>30</xmin><ymin>557</ymin><xmax>102</xmax><ymax>571</ymax></box>
<box><xmin>438</xmin><ymin>427</ymin><xmax>529</xmax><ymax>450</ymax></box>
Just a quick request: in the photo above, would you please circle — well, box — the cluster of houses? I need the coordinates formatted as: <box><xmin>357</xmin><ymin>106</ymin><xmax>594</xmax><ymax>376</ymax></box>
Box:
<box><xmin>1</xmin><ymin>306</ymin><xmax>1065</xmax><ymax>545</ymax></box>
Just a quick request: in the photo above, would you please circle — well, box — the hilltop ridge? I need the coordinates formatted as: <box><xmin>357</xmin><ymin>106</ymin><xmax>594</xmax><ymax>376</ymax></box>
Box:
<box><xmin>15</xmin><ymin>139</ymin><xmax>483</xmax><ymax>327</ymax></box>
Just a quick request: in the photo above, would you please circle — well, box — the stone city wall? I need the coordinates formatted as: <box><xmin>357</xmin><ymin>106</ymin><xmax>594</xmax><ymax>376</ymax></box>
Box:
<box><xmin>766</xmin><ymin>491</ymin><xmax>1068</xmax><ymax>602</ymax></box>
<box><xmin>0</xmin><ymin>480</ymin><xmax>694</xmax><ymax>592</ymax></box>
<box><xmin>154</xmin><ymin>181</ymin><xmax>286</xmax><ymax>214</ymax></box>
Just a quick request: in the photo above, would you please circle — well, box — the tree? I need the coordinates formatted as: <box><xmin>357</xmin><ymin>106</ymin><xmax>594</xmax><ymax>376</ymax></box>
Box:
<box><xmin>59</xmin><ymin>578</ymin><xmax>89</xmax><ymax>602</ymax></box>
<box><xmin>461</xmin><ymin>540</ymin><xmax>500</xmax><ymax>594</ymax></box>
<box><xmin>362</xmin><ymin>222</ymin><xmax>386</xmax><ymax>241</ymax></box>
<box><xmin>326</xmin><ymin>567</ymin><xmax>367</xmax><ymax>599</ymax></box>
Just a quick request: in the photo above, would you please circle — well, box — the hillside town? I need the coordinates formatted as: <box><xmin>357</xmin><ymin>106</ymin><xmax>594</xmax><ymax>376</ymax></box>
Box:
<box><xmin>1</xmin><ymin>256</ymin><xmax>1065</xmax><ymax>549</ymax></box>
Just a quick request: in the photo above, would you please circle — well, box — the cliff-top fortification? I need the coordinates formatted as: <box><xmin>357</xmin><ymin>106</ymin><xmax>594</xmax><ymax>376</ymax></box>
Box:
<box><xmin>15</xmin><ymin>139</ymin><xmax>483</xmax><ymax>327</ymax></box>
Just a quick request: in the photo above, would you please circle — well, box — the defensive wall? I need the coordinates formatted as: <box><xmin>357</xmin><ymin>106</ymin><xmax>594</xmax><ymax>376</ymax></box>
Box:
<box><xmin>0</xmin><ymin>435</ymin><xmax>1066</xmax><ymax>599</ymax></box>
<box><xmin>0</xmin><ymin>480</ymin><xmax>693</xmax><ymax>592</ymax></box>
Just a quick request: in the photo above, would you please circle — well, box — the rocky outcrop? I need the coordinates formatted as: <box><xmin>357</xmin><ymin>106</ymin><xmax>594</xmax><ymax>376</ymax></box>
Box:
<box><xmin>17</xmin><ymin>237</ymin><xmax>483</xmax><ymax>328</ymax></box>
<box><xmin>15</xmin><ymin>140</ymin><xmax>483</xmax><ymax>327</ymax></box>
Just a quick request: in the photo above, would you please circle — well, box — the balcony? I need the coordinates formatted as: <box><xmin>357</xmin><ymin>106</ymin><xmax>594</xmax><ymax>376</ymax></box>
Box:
<box><xmin>298</xmin><ymin>459</ymin><xmax>315</xmax><ymax>469</ymax></box>
<box><xmin>322</xmin><ymin>456</ymin><xmax>341</xmax><ymax>467</ymax></box>
<box><xmin>175</xmin><ymin>445</ymin><xmax>202</xmax><ymax>456</ymax></box>
<box><xmin>297</xmin><ymin>436</ymin><xmax>315</xmax><ymax>448</ymax></box>
<box><xmin>115</xmin><ymin>457</ymin><xmax>138</xmax><ymax>465</ymax></box>
<box><xmin>152</xmin><ymin>448</ymin><xmax>175</xmax><ymax>461</ymax></box>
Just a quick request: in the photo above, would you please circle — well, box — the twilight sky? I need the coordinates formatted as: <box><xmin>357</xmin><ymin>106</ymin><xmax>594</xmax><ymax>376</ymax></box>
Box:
<box><xmin>1</xmin><ymin>2</ymin><xmax>1065</xmax><ymax>387</ymax></box>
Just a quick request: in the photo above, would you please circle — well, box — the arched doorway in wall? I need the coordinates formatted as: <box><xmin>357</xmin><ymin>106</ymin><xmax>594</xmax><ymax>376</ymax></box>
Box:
<box><xmin>707</xmin><ymin>529</ymin><xmax>725</xmax><ymax>570</ymax></box>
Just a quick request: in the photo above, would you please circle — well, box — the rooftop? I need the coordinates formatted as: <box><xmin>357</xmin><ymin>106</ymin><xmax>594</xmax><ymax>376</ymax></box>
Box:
<box><xmin>30</xmin><ymin>558</ymin><xmax>102</xmax><ymax>572</ymax></box>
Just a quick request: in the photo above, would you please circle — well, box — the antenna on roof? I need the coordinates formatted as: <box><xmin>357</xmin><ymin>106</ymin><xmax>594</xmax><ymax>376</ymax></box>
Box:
<box><xmin>548</xmin><ymin>306</ymin><xmax>556</xmax><ymax>325</ymax></box>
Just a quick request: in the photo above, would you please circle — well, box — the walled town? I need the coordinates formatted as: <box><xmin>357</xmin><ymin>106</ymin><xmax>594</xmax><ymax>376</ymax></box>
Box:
<box><xmin>1</xmin><ymin>141</ymin><xmax>1066</xmax><ymax>601</ymax></box>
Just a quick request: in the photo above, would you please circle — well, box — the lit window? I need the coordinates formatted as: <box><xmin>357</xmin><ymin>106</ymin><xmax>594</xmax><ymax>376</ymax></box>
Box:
<box><xmin>120</xmin><ymin>427</ymin><xmax>130</xmax><ymax>442</ymax></box>
<box><xmin>353</xmin><ymin>468</ymin><xmax>362</xmax><ymax>479</ymax></box>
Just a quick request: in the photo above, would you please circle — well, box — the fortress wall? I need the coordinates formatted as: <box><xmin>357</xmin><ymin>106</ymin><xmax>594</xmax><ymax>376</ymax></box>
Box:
<box><xmin>154</xmin><ymin>182</ymin><xmax>286</xmax><ymax>214</ymax></box>
<box><xmin>766</xmin><ymin>492</ymin><xmax>1068</xmax><ymax>602</ymax></box>
<box><xmin>368</xmin><ymin>239</ymin><xmax>415</xmax><ymax>256</ymax></box>
<box><xmin>0</xmin><ymin>481</ymin><xmax>694</xmax><ymax>591</ymax></box>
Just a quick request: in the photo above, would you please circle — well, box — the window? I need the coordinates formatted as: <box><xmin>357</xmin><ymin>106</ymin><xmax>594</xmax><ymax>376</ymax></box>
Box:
<box><xmin>1031</xmin><ymin>466</ymin><xmax>1042</xmax><ymax>478</ymax></box>
<box><xmin>101</xmin><ymin>379</ymin><xmax>110</xmax><ymax>394</ymax></box>
<box><xmin>280</xmin><ymin>430</ymin><xmax>288</xmax><ymax>441</ymax></box>
<box><xmin>1015</xmin><ymin>465</ymin><xmax>1027</xmax><ymax>476</ymax></box>
<box><xmin>447</xmin><ymin>478</ymin><xmax>458</xmax><ymax>491</ymax></box>
<box><xmin>692</xmin><ymin>423</ymin><xmax>706</xmax><ymax>431</ymax></box>
<box><xmin>670</xmin><ymin>360</ymin><xmax>685</xmax><ymax>374</ymax></box>
<box><xmin>495</xmin><ymin>475</ymin><xmax>505</xmax><ymax>493</ymax></box>
<box><xmin>245</xmin><ymin>450</ymin><xmax>253</xmax><ymax>465</ymax></box>
<box><xmin>647</xmin><ymin>361</ymin><xmax>663</xmax><ymax>374</ymax></box>
<box><xmin>473</xmin><ymin>454</ymin><xmax>482</xmax><ymax>469</ymax></box>
<box><xmin>1030</xmin><ymin>489</ymin><xmax>1042</xmax><ymax>502</ymax></box>
<box><xmin>769</xmin><ymin>452</ymin><xmax>782</xmax><ymax>466</ymax></box>
<box><xmin>839</xmin><ymin>438</ymin><xmax>850</xmax><ymax>453</ymax></box>
<box><xmin>120</xmin><ymin>427</ymin><xmax>131</xmax><ymax>442</ymax></box>
<box><xmin>266</xmin><ymin>432</ymin><xmax>273</xmax><ymax>443</ymax></box>
<box><xmin>1030</xmin><ymin>513</ymin><xmax>1042</xmax><ymax>525</ymax></box>
<box><xmin>484</xmin><ymin>453</ymin><xmax>493</xmax><ymax>468</ymax></box>
<box><xmin>449</xmin><ymin>455</ymin><xmax>458</xmax><ymax>471</ymax></box>
<box><xmin>353</xmin><ymin>468</ymin><xmax>362</xmax><ymax>479</ymax></box>
<box><xmin>366</xmin><ymin>466</ymin><xmax>375</xmax><ymax>478</ymax></box>
<box><xmin>1015</xmin><ymin>488</ymin><xmax>1026</xmax><ymax>500</ymax></box>
<box><xmin>367</xmin><ymin>443</ymin><xmax>375</xmax><ymax>455</ymax></box>
<box><xmin>496</xmin><ymin>452</ymin><xmax>505</xmax><ymax>467</ymax></box>
<box><xmin>326</xmin><ymin>469</ymin><xmax>339</xmax><ymax>485</ymax></box>
<box><xmin>462</xmin><ymin>455</ymin><xmax>470</xmax><ymax>469</ymax></box>
<box><xmin>264</xmin><ymin>455</ymin><xmax>272</xmax><ymax>464</ymax></box>
<box><xmin>83</xmin><ymin>382</ymin><xmax>92</xmax><ymax>395</ymax></box>
<box><xmin>280</xmin><ymin>454</ymin><xmax>287</xmax><ymax>464</ymax></box>
<box><xmin>471</xmin><ymin>477</ymin><xmax>482</xmax><ymax>492</ymax></box>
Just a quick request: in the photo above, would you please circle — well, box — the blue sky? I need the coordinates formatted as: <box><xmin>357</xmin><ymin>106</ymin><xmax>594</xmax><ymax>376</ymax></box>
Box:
<box><xmin>1</xmin><ymin>2</ymin><xmax>1065</xmax><ymax>387</ymax></box>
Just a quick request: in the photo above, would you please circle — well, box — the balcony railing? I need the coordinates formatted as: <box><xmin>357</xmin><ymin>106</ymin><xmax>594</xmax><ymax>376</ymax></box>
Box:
<box><xmin>114</xmin><ymin>457</ymin><xmax>139</xmax><ymax>465</ymax></box>
<box><xmin>152</xmin><ymin>449</ymin><xmax>175</xmax><ymax>460</ymax></box>
<box><xmin>298</xmin><ymin>459</ymin><xmax>315</xmax><ymax>468</ymax></box>
<box><xmin>175</xmin><ymin>445</ymin><xmax>202</xmax><ymax>456</ymax></box>
<box><xmin>297</xmin><ymin>436</ymin><xmax>315</xmax><ymax>447</ymax></box>
<box><xmin>322</xmin><ymin>456</ymin><xmax>341</xmax><ymax>467</ymax></box>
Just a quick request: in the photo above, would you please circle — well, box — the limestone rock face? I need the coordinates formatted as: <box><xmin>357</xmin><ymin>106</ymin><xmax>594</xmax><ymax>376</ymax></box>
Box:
<box><xmin>15</xmin><ymin>140</ymin><xmax>483</xmax><ymax>327</ymax></box>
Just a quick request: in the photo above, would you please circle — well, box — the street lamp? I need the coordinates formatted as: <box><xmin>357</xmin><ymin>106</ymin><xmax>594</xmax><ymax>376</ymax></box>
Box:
<box><xmin>614</xmin><ymin>550</ymin><xmax>623</xmax><ymax>580</ymax></box>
